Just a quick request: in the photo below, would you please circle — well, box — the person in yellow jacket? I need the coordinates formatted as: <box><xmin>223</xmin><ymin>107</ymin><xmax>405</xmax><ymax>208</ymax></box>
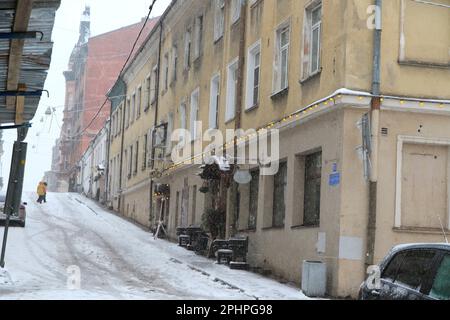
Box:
<box><xmin>37</xmin><ymin>182</ymin><xmax>46</xmax><ymax>204</ymax></box>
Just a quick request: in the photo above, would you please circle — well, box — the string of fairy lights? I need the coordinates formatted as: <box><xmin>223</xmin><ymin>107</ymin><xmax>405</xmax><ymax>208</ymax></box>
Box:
<box><xmin>160</xmin><ymin>92</ymin><xmax>449</xmax><ymax>176</ymax></box>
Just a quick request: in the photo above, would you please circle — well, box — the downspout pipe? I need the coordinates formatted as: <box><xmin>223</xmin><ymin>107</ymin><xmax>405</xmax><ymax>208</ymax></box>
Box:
<box><xmin>366</xmin><ymin>0</ymin><xmax>382</xmax><ymax>267</ymax></box>
<box><xmin>105</xmin><ymin>120</ymin><xmax>111</xmax><ymax>206</ymax></box>
<box><xmin>149</xmin><ymin>20</ymin><xmax>164</xmax><ymax>229</ymax></box>
<box><xmin>228</xmin><ymin>0</ymin><xmax>248</xmax><ymax>238</ymax></box>
<box><xmin>118</xmin><ymin>81</ymin><xmax>127</xmax><ymax>213</ymax></box>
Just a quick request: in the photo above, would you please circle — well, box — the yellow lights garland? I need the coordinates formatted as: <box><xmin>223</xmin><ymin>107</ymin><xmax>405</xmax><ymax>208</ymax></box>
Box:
<box><xmin>162</xmin><ymin>94</ymin><xmax>448</xmax><ymax>175</ymax></box>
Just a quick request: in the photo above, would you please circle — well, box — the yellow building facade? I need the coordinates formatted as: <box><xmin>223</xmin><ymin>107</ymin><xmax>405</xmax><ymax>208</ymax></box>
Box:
<box><xmin>105</xmin><ymin>0</ymin><xmax>450</xmax><ymax>297</ymax></box>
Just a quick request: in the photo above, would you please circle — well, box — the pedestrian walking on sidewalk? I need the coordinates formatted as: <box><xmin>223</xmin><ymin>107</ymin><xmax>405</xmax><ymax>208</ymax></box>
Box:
<box><xmin>37</xmin><ymin>181</ymin><xmax>46</xmax><ymax>204</ymax></box>
<box><xmin>43</xmin><ymin>182</ymin><xmax>48</xmax><ymax>203</ymax></box>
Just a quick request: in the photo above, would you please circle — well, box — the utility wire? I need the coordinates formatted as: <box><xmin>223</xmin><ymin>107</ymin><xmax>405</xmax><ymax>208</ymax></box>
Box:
<box><xmin>412</xmin><ymin>0</ymin><xmax>450</xmax><ymax>9</ymax></box>
<box><xmin>65</xmin><ymin>0</ymin><xmax>158</xmax><ymax>140</ymax></box>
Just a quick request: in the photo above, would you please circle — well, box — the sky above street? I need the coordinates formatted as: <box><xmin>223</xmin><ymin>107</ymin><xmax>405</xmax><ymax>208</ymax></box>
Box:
<box><xmin>1</xmin><ymin>0</ymin><xmax>171</xmax><ymax>192</ymax></box>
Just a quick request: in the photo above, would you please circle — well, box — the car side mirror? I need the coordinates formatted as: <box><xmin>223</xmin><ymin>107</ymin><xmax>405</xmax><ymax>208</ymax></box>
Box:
<box><xmin>23</xmin><ymin>202</ymin><xmax>27</xmax><ymax>206</ymax></box>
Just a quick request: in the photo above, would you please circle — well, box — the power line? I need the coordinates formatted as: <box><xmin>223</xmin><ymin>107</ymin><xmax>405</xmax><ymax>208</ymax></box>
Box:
<box><xmin>65</xmin><ymin>0</ymin><xmax>158</xmax><ymax>140</ymax></box>
<box><xmin>412</xmin><ymin>0</ymin><xmax>450</xmax><ymax>8</ymax></box>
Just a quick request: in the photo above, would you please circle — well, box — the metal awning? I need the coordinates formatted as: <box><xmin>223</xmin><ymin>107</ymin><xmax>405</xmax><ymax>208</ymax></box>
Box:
<box><xmin>0</xmin><ymin>0</ymin><xmax>60</xmax><ymax>126</ymax></box>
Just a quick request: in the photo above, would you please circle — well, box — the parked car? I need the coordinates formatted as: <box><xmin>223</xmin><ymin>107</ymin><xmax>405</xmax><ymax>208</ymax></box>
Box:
<box><xmin>0</xmin><ymin>194</ymin><xmax>27</xmax><ymax>227</ymax></box>
<box><xmin>359</xmin><ymin>243</ymin><xmax>450</xmax><ymax>300</ymax></box>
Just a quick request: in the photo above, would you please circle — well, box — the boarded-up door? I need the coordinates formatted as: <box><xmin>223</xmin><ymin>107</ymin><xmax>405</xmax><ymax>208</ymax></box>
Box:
<box><xmin>402</xmin><ymin>143</ymin><xmax>448</xmax><ymax>229</ymax></box>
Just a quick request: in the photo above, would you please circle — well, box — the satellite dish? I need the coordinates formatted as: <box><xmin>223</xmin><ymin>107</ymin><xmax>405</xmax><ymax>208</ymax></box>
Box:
<box><xmin>234</xmin><ymin>170</ymin><xmax>252</xmax><ymax>184</ymax></box>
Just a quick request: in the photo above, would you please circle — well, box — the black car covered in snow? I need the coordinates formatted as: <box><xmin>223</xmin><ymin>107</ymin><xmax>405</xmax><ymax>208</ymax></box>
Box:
<box><xmin>359</xmin><ymin>243</ymin><xmax>450</xmax><ymax>300</ymax></box>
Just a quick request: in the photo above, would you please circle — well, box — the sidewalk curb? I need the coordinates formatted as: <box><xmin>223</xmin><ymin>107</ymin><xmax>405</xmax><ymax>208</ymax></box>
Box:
<box><xmin>174</xmin><ymin>255</ymin><xmax>261</xmax><ymax>300</ymax></box>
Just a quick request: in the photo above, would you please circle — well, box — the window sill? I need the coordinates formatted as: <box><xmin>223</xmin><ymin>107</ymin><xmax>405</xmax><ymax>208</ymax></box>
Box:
<box><xmin>291</xmin><ymin>224</ymin><xmax>320</xmax><ymax>230</ymax></box>
<box><xmin>270</xmin><ymin>87</ymin><xmax>289</xmax><ymax>100</ymax></box>
<box><xmin>393</xmin><ymin>226</ymin><xmax>450</xmax><ymax>235</ymax></box>
<box><xmin>262</xmin><ymin>226</ymin><xmax>285</xmax><ymax>231</ymax></box>
<box><xmin>245</xmin><ymin>104</ymin><xmax>259</xmax><ymax>113</ymax></box>
<box><xmin>230</xmin><ymin>18</ymin><xmax>240</xmax><ymax>28</ymax></box>
<box><xmin>398</xmin><ymin>59</ymin><xmax>450</xmax><ymax>69</ymax></box>
<box><xmin>299</xmin><ymin>68</ymin><xmax>322</xmax><ymax>84</ymax></box>
<box><xmin>224</xmin><ymin>117</ymin><xmax>235</xmax><ymax>125</ymax></box>
<box><xmin>250</xmin><ymin>0</ymin><xmax>263</xmax><ymax>9</ymax></box>
<box><xmin>213</xmin><ymin>36</ymin><xmax>223</xmax><ymax>45</ymax></box>
<box><xmin>238</xmin><ymin>228</ymin><xmax>257</xmax><ymax>233</ymax></box>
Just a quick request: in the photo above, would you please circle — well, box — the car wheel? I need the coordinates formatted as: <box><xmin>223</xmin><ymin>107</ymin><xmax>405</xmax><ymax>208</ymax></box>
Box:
<box><xmin>19</xmin><ymin>220</ymin><xmax>25</xmax><ymax>228</ymax></box>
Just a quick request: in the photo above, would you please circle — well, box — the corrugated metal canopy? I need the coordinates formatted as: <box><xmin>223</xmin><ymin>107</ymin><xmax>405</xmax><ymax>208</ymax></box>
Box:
<box><xmin>0</xmin><ymin>0</ymin><xmax>60</xmax><ymax>125</ymax></box>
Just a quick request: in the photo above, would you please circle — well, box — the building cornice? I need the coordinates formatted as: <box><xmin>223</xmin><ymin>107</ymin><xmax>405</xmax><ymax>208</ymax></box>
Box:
<box><xmin>161</xmin><ymin>88</ymin><xmax>450</xmax><ymax>176</ymax></box>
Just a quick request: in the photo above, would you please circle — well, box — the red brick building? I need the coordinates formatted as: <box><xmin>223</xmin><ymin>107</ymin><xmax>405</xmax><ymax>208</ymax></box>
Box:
<box><xmin>53</xmin><ymin>6</ymin><xmax>158</xmax><ymax>192</ymax></box>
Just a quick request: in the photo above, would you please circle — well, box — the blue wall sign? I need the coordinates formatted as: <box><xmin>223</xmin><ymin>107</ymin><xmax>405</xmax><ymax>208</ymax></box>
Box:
<box><xmin>329</xmin><ymin>173</ymin><xmax>340</xmax><ymax>186</ymax></box>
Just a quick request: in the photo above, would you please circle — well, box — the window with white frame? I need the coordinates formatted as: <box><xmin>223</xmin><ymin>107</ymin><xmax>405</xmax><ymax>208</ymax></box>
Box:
<box><xmin>194</xmin><ymin>16</ymin><xmax>203</xmax><ymax>60</ymax></box>
<box><xmin>302</xmin><ymin>2</ymin><xmax>322</xmax><ymax>79</ymax></box>
<box><xmin>209</xmin><ymin>74</ymin><xmax>220</xmax><ymax>129</ymax></box>
<box><xmin>166</xmin><ymin>112</ymin><xmax>174</xmax><ymax>156</ymax></box>
<box><xmin>273</xmin><ymin>23</ymin><xmax>290</xmax><ymax>94</ymax></box>
<box><xmin>231</xmin><ymin>0</ymin><xmax>241</xmax><ymax>24</ymax></box>
<box><xmin>128</xmin><ymin>145</ymin><xmax>133</xmax><ymax>178</ymax></box>
<box><xmin>180</xmin><ymin>103</ymin><xmax>187</xmax><ymax>130</ymax></box>
<box><xmin>134</xmin><ymin>140</ymin><xmax>139</xmax><ymax>175</ymax></box>
<box><xmin>226</xmin><ymin>59</ymin><xmax>238</xmax><ymax>122</ymax></box>
<box><xmin>111</xmin><ymin>114</ymin><xmax>116</xmax><ymax>138</ymax></box>
<box><xmin>246</xmin><ymin>41</ymin><xmax>261</xmax><ymax>109</ymax></box>
<box><xmin>179</xmin><ymin>102</ymin><xmax>187</xmax><ymax>145</ymax></box>
<box><xmin>145</xmin><ymin>75</ymin><xmax>151</xmax><ymax>110</ymax></box>
<box><xmin>214</xmin><ymin>0</ymin><xmax>225</xmax><ymax>42</ymax></box>
<box><xmin>143</xmin><ymin>133</ymin><xmax>147</xmax><ymax>170</ymax></box>
<box><xmin>131</xmin><ymin>93</ymin><xmax>136</xmax><ymax>123</ymax></box>
<box><xmin>163</xmin><ymin>53</ymin><xmax>169</xmax><ymax>91</ymax></box>
<box><xmin>190</xmin><ymin>88</ymin><xmax>200</xmax><ymax>141</ymax></box>
<box><xmin>136</xmin><ymin>87</ymin><xmax>142</xmax><ymax>119</ymax></box>
<box><xmin>184</xmin><ymin>29</ymin><xmax>192</xmax><ymax>70</ymax></box>
<box><xmin>118</xmin><ymin>105</ymin><xmax>122</xmax><ymax>133</ymax></box>
<box><xmin>126</xmin><ymin>98</ymin><xmax>131</xmax><ymax>128</ymax></box>
<box><xmin>114</xmin><ymin>113</ymin><xmax>118</xmax><ymax>136</ymax></box>
<box><xmin>150</xmin><ymin>66</ymin><xmax>157</xmax><ymax>105</ymax></box>
<box><xmin>171</xmin><ymin>45</ymin><xmax>178</xmax><ymax>83</ymax></box>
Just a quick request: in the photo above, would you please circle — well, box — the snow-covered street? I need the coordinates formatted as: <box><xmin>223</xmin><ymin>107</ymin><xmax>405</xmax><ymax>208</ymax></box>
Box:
<box><xmin>0</xmin><ymin>193</ymin><xmax>307</xmax><ymax>300</ymax></box>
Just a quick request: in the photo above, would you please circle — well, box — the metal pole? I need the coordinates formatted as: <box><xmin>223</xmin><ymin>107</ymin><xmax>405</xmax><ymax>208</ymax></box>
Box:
<box><xmin>0</xmin><ymin>141</ymin><xmax>27</xmax><ymax>268</ymax></box>
<box><xmin>366</xmin><ymin>0</ymin><xmax>382</xmax><ymax>267</ymax></box>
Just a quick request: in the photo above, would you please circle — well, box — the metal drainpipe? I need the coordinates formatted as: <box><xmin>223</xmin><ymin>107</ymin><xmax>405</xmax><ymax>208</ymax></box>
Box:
<box><xmin>149</xmin><ymin>21</ymin><xmax>163</xmax><ymax>229</ymax></box>
<box><xmin>118</xmin><ymin>81</ymin><xmax>127</xmax><ymax>213</ymax></box>
<box><xmin>366</xmin><ymin>0</ymin><xmax>382</xmax><ymax>267</ymax></box>
<box><xmin>229</xmin><ymin>0</ymin><xmax>248</xmax><ymax>237</ymax></box>
<box><xmin>105</xmin><ymin>121</ymin><xmax>110</xmax><ymax>205</ymax></box>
